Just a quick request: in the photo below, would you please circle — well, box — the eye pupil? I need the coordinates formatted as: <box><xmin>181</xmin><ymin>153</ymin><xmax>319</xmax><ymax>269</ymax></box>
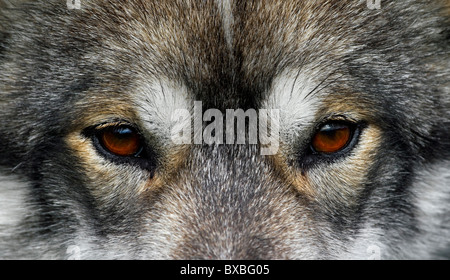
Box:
<box><xmin>100</xmin><ymin>126</ymin><xmax>141</xmax><ymax>157</ymax></box>
<box><xmin>311</xmin><ymin>123</ymin><xmax>352</xmax><ymax>153</ymax></box>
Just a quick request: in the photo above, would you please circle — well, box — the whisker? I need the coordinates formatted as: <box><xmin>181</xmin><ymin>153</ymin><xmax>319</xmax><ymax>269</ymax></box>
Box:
<box><xmin>304</xmin><ymin>68</ymin><xmax>341</xmax><ymax>101</ymax></box>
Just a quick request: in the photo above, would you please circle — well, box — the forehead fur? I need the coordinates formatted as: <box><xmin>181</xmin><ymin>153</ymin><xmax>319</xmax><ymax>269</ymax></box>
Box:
<box><xmin>55</xmin><ymin>1</ymin><xmax>365</xmax><ymax>106</ymax></box>
<box><xmin>3</xmin><ymin>0</ymin><xmax>447</xmax><ymax>110</ymax></box>
<box><xmin>77</xmin><ymin>0</ymin><xmax>234</xmax><ymax>105</ymax></box>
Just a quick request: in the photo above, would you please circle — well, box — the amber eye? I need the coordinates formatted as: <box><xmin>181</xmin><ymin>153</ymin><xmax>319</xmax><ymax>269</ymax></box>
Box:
<box><xmin>311</xmin><ymin>122</ymin><xmax>352</xmax><ymax>154</ymax></box>
<box><xmin>99</xmin><ymin>126</ymin><xmax>142</xmax><ymax>157</ymax></box>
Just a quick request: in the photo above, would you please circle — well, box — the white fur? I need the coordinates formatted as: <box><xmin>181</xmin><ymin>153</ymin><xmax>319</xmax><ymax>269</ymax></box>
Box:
<box><xmin>216</xmin><ymin>0</ymin><xmax>234</xmax><ymax>51</ymax></box>
<box><xmin>133</xmin><ymin>78</ymin><xmax>192</xmax><ymax>147</ymax></box>
<box><xmin>0</xmin><ymin>172</ymin><xmax>30</xmax><ymax>259</ymax></box>
<box><xmin>409</xmin><ymin>161</ymin><xmax>450</xmax><ymax>259</ymax></box>
<box><xmin>262</xmin><ymin>68</ymin><xmax>322</xmax><ymax>143</ymax></box>
<box><xmin>0</xmin><ymin>172</ymin><xmax>28</xmax><ymax>235</ymax></box>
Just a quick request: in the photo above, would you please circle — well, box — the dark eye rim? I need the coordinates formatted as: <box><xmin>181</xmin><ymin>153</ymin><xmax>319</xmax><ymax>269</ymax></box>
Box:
<box><xmin>82</xmin><ymin>121</ymin><xmax>157</xmax><ymax>172</ymax></box>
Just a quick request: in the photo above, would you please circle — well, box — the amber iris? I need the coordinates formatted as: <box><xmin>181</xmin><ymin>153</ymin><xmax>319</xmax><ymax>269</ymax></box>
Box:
<box><xmin>100</xmin><ymin>126</ymin><xmax>141</xmax><ymax>157</ymax></box>
<box><xmin>312</xmin><ymin>123</ymin><xmax>351</xmax><ymax>153</ymax></box>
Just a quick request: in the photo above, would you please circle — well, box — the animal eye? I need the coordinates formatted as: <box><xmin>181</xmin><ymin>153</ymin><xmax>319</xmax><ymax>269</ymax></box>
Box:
<box><xmin>99</xmin><ymin>126</ymin><xmax>143</xmax><ymax>157</ymax></box>
<box><xmin>311</xmin><ymin>122</ymin><xmax>353</xmax><ymax>154</ymax></box>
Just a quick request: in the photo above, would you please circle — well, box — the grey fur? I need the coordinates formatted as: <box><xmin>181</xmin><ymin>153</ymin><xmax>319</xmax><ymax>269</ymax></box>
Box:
<box><xmin>0</xmin><ymin>0</ymin><xmax>449</xmax><ymax>259</ymax></box>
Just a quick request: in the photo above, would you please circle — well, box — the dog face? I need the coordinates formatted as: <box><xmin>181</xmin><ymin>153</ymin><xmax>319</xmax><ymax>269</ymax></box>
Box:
<box><xmin>0</xmin><ymin>0</ymin><xmax>449</xmax><ymax>259</ymax></box>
